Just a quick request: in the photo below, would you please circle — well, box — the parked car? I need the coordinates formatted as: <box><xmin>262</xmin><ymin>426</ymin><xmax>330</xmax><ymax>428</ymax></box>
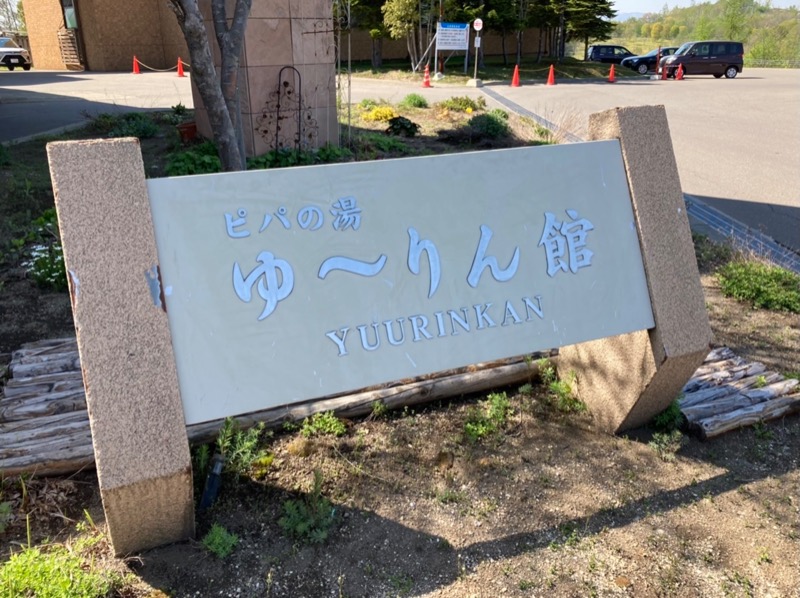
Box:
<box><xmin>621</xmin><ymin>47</ymin><xmax>678</xmax><ymax>75</ymax></box>
<box><xmin>659</xmin><ymin>40</ymin><xmax>744</xmax><ymax>78</ymax></box>
<box><xmin>0</xmin><ymin>37</ymin><xmax>32</xmax><ymax>71</ymax></box>
<box><xmin>586</xmin><ymin>45</ymin><xmax>635</xmax><ymax>65</ymax></box>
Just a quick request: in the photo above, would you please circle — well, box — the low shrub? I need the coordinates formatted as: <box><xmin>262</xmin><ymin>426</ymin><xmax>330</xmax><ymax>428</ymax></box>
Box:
<box><xmin>718</xmin><ymin>260</ymin><xmax>800</xmax><ymax>313</ymax></box>
<box><xmin>166</xmin><ymin>141</ymin><xmax>222</xmax><ymax>176</ymax></box>
<box><xmin>385</xmin><ymin>116</ymin><xmax>420</xmax><ymax>137</ymax></box>
<box><xmin>468</xmin><ymin>112</ymin><xmax>511</xmax><ymax>139</ymax></box>
<box><xmin>362</xmin><ymin>105</ymin><xmax>399</xmax><ymax>122</ymax></box>
<box><xmin>398</xmin><ymin>93</ymin><xmax>429</xmax><ymax>109</ymax></box>
<box><xmin>437</xmin><ymin>96</ymin><xmax>486</xmax><ymax>112</ymax></box>
<box><xmin>106</xmin><ymin>112</ymin><xmax>160</xmax><ymax>139</ymax></box>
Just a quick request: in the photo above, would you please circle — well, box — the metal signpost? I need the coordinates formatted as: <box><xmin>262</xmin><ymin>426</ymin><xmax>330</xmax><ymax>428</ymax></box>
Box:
<box><xmin>469</xmin><ymin>19</ymin><xmax>483</xmax><ymax>86</ymax></box>
<box><xmin>435</xmin><ymin>22</ymin><xmax>470</xmax><ymax>75</ymax></box>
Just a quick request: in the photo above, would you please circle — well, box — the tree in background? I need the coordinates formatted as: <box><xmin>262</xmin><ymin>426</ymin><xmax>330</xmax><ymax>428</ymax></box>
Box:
<box><xmin>485</xmin><ymin>0</ymin><xmax>518</xmax><ymax>65</ymax></box>
<box><xmin>168</xmin><ymin>0</ymin><xmax>250</xmax><ymax>172</ymax></box>
<box><xmin>382</xmin><ymin>0</ymin><xmax>422</xmax><ymax>68</ymax></box>
<box><xmin>0</xmin><ymin>0</ymin><xmax>21</xmax><ymax>32</ymax></box>
<box><xmin>721</xmin><ymin>0</ymin><xmax>753</xmax><ymax>40</ymax></box>
<box><xmin>348</xmin><ymin>0</ymin><xmax>387</xmax><ymax>68</ymax></box>
<box><xmin>568</xmin><ymin>0</ymin><xmax>616</xmax><ymax>59</ymax></box>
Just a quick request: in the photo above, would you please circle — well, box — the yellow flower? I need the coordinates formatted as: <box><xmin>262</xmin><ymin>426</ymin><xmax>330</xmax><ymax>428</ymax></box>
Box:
<box><xmin>466</xmin><ymin>107</ymin><xmax>473</xmax><ymax>114</ymax></box>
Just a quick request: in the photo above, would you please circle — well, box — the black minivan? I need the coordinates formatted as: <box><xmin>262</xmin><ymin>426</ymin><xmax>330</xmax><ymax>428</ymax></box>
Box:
<box><xmin>659</xmin><ymin>41</ymin><xmax>744</xmax><ymax>78</ymax></box>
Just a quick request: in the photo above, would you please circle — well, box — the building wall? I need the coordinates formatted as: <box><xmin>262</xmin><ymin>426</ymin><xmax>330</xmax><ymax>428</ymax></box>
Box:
<box><xmin>21</xmin><ymin>0</ymin><xmax>67</xmax><ymax>70</ymax></box>
<box><xmin>77</xmin><ymin>0</ymin><xmax>188</xmax><ymax>71</ymax></box>
<box><xmin>346</xmin><ymin>28</ymin><xmax>549</xmax><ymax>64</ymax></box>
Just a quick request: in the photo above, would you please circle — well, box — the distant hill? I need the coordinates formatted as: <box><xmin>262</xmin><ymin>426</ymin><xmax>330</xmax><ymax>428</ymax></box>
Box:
<box><xmin>615</xmin><ymin>12</ymin><xmax>646</xmax><ymax>21</ymax></box>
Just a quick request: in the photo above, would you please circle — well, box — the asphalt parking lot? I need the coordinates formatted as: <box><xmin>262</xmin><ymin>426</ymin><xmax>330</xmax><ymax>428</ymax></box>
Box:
<box><xmin>1</xmin><ymin>67</ymin><xmax>798</xmax><ymax>257</ymax></box>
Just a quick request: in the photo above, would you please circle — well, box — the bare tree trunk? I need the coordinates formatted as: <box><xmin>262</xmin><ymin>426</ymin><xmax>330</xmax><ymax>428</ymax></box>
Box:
<box><xmin>537</xmin><ymin>27</ymin><xmax>543</xmax><ymax>62</ymax></box>
<box><xmin>169</xmin><ymin>0</ymin><xmax>250</xmax><ymax>172</ymax></box>
<box><xmin>372</xmin><ymin>37</ymin><xmax>383</xmax><ymax>68</ymax></box>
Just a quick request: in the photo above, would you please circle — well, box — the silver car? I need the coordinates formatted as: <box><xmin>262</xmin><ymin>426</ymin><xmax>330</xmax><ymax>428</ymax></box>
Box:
<box><xmin>0</xmin><ymin>37</ymin><xmax>32</xmax><ymax>71</ymax></box>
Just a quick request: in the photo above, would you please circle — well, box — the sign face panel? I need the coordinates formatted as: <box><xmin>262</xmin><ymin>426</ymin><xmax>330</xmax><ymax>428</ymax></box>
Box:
<box><xmin>437</xmin><ymin>22</ymin><xmax>469</xmax><ymax>50</ymax></box>
<box><xmin>473</xmin><ymin>18</ymin><xmax>483</xmax><ymax>31</ymax></box>
<box><xmin>147</xmin><ymin>142</ymin><xmax>654</xmax><ymax>425</ymax></box>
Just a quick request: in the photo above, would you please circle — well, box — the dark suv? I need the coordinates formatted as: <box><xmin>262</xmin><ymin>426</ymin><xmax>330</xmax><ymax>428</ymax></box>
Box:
<box><xmin>586</xmin><ymin>45</ymin><xmax>635</xmax><ymax>64</ymax></box>
<box><xmin>659</xmin><ymin>40</ymin><xmax>744</xmax><ymax>78</ymax></box>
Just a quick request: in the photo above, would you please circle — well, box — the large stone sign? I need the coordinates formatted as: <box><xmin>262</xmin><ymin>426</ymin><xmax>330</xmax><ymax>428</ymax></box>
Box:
<box><xmin>47</xmin><ymin>105</ymin><xmax>711</xmax><ymax>555</ymax></box>
<box><xmin>146</xmin><ymin>141</ymin><xmax>654</xmax><ymax>425</ymax></box>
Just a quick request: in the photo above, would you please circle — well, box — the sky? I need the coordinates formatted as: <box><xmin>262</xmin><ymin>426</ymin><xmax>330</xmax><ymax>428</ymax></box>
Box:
<box><xmin>612</xmin><ymin>0</ymin><xmax>797</xmax><ymax>16</ymax></box>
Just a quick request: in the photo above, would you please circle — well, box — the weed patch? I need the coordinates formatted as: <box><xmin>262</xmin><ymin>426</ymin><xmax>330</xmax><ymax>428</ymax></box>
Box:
<box><xmin>467</xmin><ymin>113</ymin><xmax>511</xmax><ymax>139</ymax></box>
<box><xmin>202</xmin><ymin>523</ymin><xmax>239</xmax><ymax>558</ymax></box>
<box><xmin>652</xmin><ymin>399</ymin><xmax>685</xmax><ymax>433</ymax></box>
<box><xmin>215</xmin><ymin>418</ymin><xmax>268</xmax><ymax>476</ymax></box>
<box><xmin>649</xmin><ymin>430</ymin><xmax>686</xmax><ymax>462</ymax></box>
<box><xmin>464</xmin><ymin>392</ymin><xmax>512</xmax><ymax>442</ymax></box>
<box><xmin>279</xmin><ymin>470</ymin><xmax>336</xmax><ymax>544</ymax></box>
<box><xmin>301</xmin><ymin>411</ymin><xmax>347</xmax><ymax>438</ymax></box>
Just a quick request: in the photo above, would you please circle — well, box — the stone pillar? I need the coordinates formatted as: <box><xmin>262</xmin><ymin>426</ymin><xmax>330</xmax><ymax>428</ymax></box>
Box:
<box><xmin>193</xmin><ymin>0</ymin><xmax>338</xmax><ymax>157</ymax></box>
<box><xmin>47</xmin><ymin>138</ymin><xmax>194</xmax><ymax>555</ymax></box>
<box><xmin>557</xmin><ymin>105</ymin><xmax>712</xmax><ymax>433</ymax></box>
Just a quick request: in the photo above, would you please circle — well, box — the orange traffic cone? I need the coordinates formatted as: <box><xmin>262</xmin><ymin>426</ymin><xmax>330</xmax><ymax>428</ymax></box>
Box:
<box><xmin>511</xmin><ymin>64</ymin><xmax>520</xmax><ymax>87</ymax></box>
<box><xmin>177</xmin><ymin>58</ymin><xmax>185</xmax><ymax>77</ymax></box>
<box><xmin>661</xmin><ymin>65</ymin><xmax>668</xmax><ymax>80</ymax></box>
<box><xmin>422</xmin><ymin>64</ymin><xmax>432</xmax><ymax>88</ymax></box>
<box><xmin>608</xmin><ymin>64</ymin><xmax>616</xmax><ymax>83</ymax></box>
<box><xmin>546</xmin><ymin>64</ymin><xmax>556</xmax><ymax>86</ymax></box>
<box><xmin>676</xmin><ymin>63</ymin><xmax>684</xmax><ymax>80</ymax></box>
<box><xmin>132</xmin><ymin>56</ymin><xmax>140</xmax><ymax>75</ymax></box>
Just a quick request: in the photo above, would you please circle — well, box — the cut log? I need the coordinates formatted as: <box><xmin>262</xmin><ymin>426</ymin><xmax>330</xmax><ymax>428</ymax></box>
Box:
<box><xmin>679</xmin><ymin>371</ymin><xmax>781</xmax><ymax>408</ymax></box>
<box><xmin>703</xmin><ymin>347</ymin><xmax>735</xmax><ymax>363</ymax></box>
<box><xmin>681</xmin><ymin>362</ymin><xmax>765</xmax><ymax>394</ymax></box>
<box><xmin>698</xmin><ymin>393</ymin><xmax>800</xmax><ymax>439</ymax></box>
<box><xmin>683</xmin><ymin>379</ymin><xmax>800</xmax><ymax>424</ymax></box>
<box><xmin>0</xmin><ymin>389</ymin><xmax>87</xmax><ymax>422</ymax></box>
<box><xmin>186</xmin><ymin>359</ymin><xmax>541</xmax><ymax>444</ymax></box>
<box><xmin>0</xmin><ymin>357</ymin><xmax>541</xmax><ymax>476</ymax></box>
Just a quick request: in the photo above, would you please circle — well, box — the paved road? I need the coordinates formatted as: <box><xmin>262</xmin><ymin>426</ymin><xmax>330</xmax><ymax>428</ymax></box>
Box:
<box><xmin>0</xmin><ymin>70</ymin><xmax>193</xmax><ymax>142</ymax></box>
<box><xmin>486</xmin><ymin>68</ymin><xmax>800</xmax><ymax>255</ymax></box>
<box><xmin>2</xmin><ymin>68</ymin><xmax>798</xmax><ymax>255</ymax></box>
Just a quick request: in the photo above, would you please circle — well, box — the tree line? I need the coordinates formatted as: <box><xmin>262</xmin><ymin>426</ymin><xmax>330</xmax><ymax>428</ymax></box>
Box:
<box><xmin>344</xmin><ymin>0</ymin><xmax>616</xmax><ymax>69</ymax></box>
<box><xmin>613</xmin><ymin>0</ymin><xmax>800</xmax><ymax>63</ymax></box>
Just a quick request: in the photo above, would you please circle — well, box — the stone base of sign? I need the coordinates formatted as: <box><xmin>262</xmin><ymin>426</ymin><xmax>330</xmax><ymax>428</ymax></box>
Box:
<box><xmin>558</xmin><ymin>105</ymin><xmax>712</xmax><ymax>433</ymax></box>
<box><xmin>466</xmin><ymin>78</ymin><xmax>484</xmax><ymax>87</ymax></box>
<box><xmin>47</xmin><ymin>139</ymin><xmax>194</xmax><ymax>555</ymax></box>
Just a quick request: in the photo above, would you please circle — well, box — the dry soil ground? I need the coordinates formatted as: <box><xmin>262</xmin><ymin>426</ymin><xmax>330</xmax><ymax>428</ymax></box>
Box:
<box><xmin>0</xmin><ymin>105</ymin><xmax>798</xmax><ymax>598</ymax></box>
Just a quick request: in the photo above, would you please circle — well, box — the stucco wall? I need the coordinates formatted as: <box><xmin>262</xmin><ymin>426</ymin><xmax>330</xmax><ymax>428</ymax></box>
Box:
<box><xmin>21</xmin><ymin>0</ymin><xmax>67</xmax><ymax>70</ymax></box>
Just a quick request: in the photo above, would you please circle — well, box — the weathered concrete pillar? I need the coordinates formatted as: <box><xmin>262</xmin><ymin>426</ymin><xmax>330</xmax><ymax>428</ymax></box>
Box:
<box><xmin>193</xmin><ymin>0</ymin><xmax>338</xmax><ymax>157</ymax></box>
<box><xmin>558</xmin><ymin>105</ymin><xmax>712</xmax><ymax>433</ymax></box>
<box><xmin>47</xmin><ymin>138</ymin><xmax>194</xmax><ymax>555</ymax></box>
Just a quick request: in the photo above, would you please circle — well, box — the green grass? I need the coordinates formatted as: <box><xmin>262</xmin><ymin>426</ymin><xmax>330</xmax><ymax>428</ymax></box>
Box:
<box><xmin>717</xmin><ymin>260</ymin><xmax>800</xmax><ymax>313</ymax></box>
<box><xmin>0</xmin><ymin>542</ymin><xmax>119</xmax><ymax>598</ymax></box>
